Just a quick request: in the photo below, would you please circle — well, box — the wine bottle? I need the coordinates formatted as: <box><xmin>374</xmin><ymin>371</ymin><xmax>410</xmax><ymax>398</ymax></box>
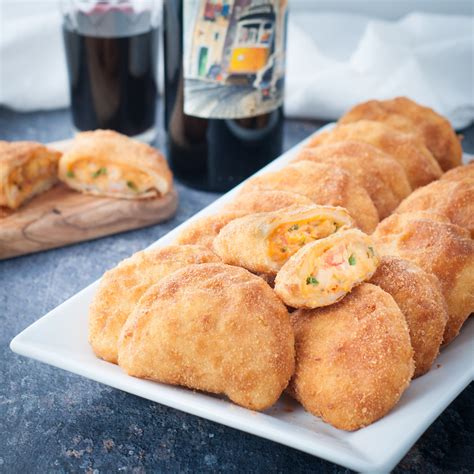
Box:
<box><xmin>163</xmin><ymin>0</ymin><xmax>287</xmax><ymax>192</ymax></box>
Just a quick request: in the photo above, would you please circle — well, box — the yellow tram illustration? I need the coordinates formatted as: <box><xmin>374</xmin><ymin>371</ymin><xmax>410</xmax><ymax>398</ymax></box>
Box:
<box><xmin>228</xmin><ymin>2</ymin><xmax>275</xmax><ymax>78</ymax></box>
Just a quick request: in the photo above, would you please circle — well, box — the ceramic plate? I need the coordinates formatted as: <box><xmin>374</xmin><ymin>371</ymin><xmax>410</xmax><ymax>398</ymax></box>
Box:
<box><xmin>10</xmin><ymin>131</ymin><xmax>474</xmax><ymax>472</ymax></box>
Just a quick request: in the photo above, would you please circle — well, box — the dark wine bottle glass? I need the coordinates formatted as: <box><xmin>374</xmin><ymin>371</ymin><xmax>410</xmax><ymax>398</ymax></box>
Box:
<box><xmin>164</xmin><ymin>0</ymin><xmax>288</xmax><ymax>192</ymax></box>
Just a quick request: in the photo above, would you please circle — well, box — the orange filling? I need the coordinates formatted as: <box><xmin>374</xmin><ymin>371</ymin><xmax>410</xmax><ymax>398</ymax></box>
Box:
<box><xmin>268</xmin><ymin>218</ymin><xmax>339</xmax><ymax>264</ymax></box>
<box><xmin>69</xmin><ymin>160</ymin><xmax>154</xmax><ymax>193</ymax></box>
<box><xmin>303</xmin><ymin>243</ymin><xmax>376</xmax><ymax>295</ymax></box>
<box><xmin>8</xmin><ymin>154</ymin><xmax>56</xmax><ymax>200</ymax></box>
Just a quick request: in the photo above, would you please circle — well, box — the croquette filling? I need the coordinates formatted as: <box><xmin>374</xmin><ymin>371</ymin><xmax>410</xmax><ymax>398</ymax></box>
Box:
<box><xmin>268</xmin><ymin>218</ymin><xmax>341</xmax><ymax>264</ymax></box>
<box><xmin>66</xmin><ymin>159</ymin><xmax>155</xmax><ymax>195</ymax></box>
<box><xmin>8</xmin><ymin>154</ymin><xmax>56</xmax><ymax>203</ymax></box>
<box><xmin>305</xmin><ymin>243</ymin><xmax>376</xmax><ymax>295</ymax></box>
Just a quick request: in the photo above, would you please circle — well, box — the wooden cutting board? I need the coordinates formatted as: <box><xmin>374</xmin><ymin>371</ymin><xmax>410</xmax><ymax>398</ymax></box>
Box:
<box><xmin>0</xmin><ymin>140</ymin><xmax>178</xmax><ymax>260</ymax></box>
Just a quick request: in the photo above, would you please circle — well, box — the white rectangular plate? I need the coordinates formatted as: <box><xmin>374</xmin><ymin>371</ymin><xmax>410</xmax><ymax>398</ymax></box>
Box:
<box><xmin>10</xmin><ymin>130</ymin><xmax>474</xmax><ymax>472</ymax></box>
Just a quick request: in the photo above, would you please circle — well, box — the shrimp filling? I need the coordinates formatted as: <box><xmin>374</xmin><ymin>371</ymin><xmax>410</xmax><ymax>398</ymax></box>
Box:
<box><xmin>66</xmin><ymin>160</ymin><xmax>155</xmax><ymax>195</ymax></box>
<box><xmin>304</xmin><ymin>242</ymin><xmax>376</xmax><ymax>296</ymax></box>
<box><xmin>268</xmin><ymin>218</ymin><xmax>341</xmax><ymax>264</ymax></box>
<box><xmin>8</xmin><ymin>154</ymin><xmax>56</xmax><ymax>204</ymax></box>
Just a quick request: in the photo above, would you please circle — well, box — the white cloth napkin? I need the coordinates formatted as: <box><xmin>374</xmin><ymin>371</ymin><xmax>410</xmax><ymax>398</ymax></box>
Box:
<box><xmin>0</xmin><ymin>6</ymin><xmax>473</xmax><ymax>129</ymax></box>
<box><xmin>0</xmin><ymin>5</ymin><xmax>68</xmax><ymax>111</ymax></box>
<box><xmin>286</xmin><ymin>12</ymin><xmax>474</xmax><ymax>129</ymax></box>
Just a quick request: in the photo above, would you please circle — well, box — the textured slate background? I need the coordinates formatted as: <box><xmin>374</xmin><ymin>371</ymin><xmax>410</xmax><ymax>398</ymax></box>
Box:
<box><xmin>0</xmin><ymin>106</ymin><xmax>472</xmax><ymax>473</ymax></box>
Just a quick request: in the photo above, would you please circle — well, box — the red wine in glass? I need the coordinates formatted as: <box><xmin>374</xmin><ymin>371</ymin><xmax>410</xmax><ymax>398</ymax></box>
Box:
<box><xmin>62</xmin><ymin>2</ymin><xmax>160</xmax><ymax>142</ymax></box>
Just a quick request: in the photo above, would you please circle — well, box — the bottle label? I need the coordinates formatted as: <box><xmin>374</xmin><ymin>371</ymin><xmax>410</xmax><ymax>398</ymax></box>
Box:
<box><xmin>183</xmin><ymin>0</ymin><xmax>287</xmax><ymax>119</ymax></box>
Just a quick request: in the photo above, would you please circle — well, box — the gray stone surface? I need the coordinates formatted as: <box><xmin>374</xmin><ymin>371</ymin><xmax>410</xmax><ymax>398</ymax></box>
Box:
<box><xmin>0</xmin><ymin>106</ymin><xmax>472</xmax><ymax>473</ymax></box>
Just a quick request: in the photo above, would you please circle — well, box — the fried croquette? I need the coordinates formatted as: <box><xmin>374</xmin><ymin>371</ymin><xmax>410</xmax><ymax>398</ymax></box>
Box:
<box><xmin>290</xmin><ymin>283</ymin><xmax>414</xmax><ymax>431</ymax></box>
<box><xmin>222</xmin><ymin>189</ymin><xmax>314</xmax><ymax>214</ymax></box>
<box><xmin>0</xmin><ymin>141</ymin><xmax>61</xmax><ymax>209</ymax></box>
<box><xmin>118</xmin><ymin>263</ymin><xmax>295</xmax><ymax>411</ymax></box>
<box><xmin>307</xmin><ymin>120</ymin><xmax>442</xmax><ymax>189</ymax></box>
<box><xmin>370</xmin><ymin>256</ymin><xmax>448</xmax><ymax>377</ymax></box>
<box><xmin>59</xmin><ymin>130</ymin><xmax>173</xmax><ymax>199</ymax></box>
<box><xmin>239</xmin><ymin>161</ymin><xmax>379</xmax><ymax>233</ymax></box>
<box><xmin>175</xmin><ymin>211</ymin><xmax>246</xmax><ymax>250</ymax></box>
<box><xmin>213</xmin><ymin>205</ymin><xmax>354</xmax><ymax>274</ymax></box>
<box><xmin>339</xmin><ymin>97</ymin><xmax>462</xmax><ymax>171</ymax></box>
<box><xmin>89</xmin><ymin>245</ymin><xmax>220</xmax><ymax>363</ymax></box>
<box><xmin>294</xmin><ymin>141</ymin><xmax>412</xmax><ymax>218</ymax></box>
<box><xmin>373</xmin><ymin>212</ymin><xmax>474</xmax><ymax>344</ymax></box>
<box><xmin>441</xmin><ymin>162</ymin><xmax>474</xmax><ymax>183</ymax></box>
<box><xmin>395</xmin><ymin>179</ymin><xmax>474</xmax><ymax>237</ymax></box>
<box><xmin>275</xmin><ymin>229</ymin><xmax>379</xmax><ymax>308</ymax></box>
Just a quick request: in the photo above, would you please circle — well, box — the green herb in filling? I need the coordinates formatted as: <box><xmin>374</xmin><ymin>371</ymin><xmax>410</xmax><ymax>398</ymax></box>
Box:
<box><xmin>368</xmin><ymin>246</ymin><xmax>375</xmax><ymax>256</ymax></box>
<box><xmin>66</xmin><ymin>170</ymin><xmax>75</xmax><ymax>178</ymax></box>
<box><xmin>288</xmin><ymin>224</ymin><xmax>299</xmax><ymax>231</ymax></box>
<box><xmin>306</xmin><ymin>276</ymin><xmax>319</xmax><ymax>286</ymax></box>
<box><xmin>92</xmin><ymin>167</ymin><xmax>107</xmax><ymax>178</ymax></box>
<box><xmin>127</xmin><ymin>180</ymin><xmax>138</xmax><ymax>192</ymax></box>
<box><xmin>348</xmin><ymin>254</ymin><xmax>356</xmax><ymax>266</ymax></box>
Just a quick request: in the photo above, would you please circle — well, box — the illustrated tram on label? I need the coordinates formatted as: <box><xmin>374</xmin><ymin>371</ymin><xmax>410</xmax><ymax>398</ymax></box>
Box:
<box><xmin>226</xmin><ymin>2</ymin><xmax>276</xmax><ymax>85</ymax></box>
<box><xmin>184</xmin><ymin>0</ymin><xmax>286</xmax><ymax>117</ymax></box>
